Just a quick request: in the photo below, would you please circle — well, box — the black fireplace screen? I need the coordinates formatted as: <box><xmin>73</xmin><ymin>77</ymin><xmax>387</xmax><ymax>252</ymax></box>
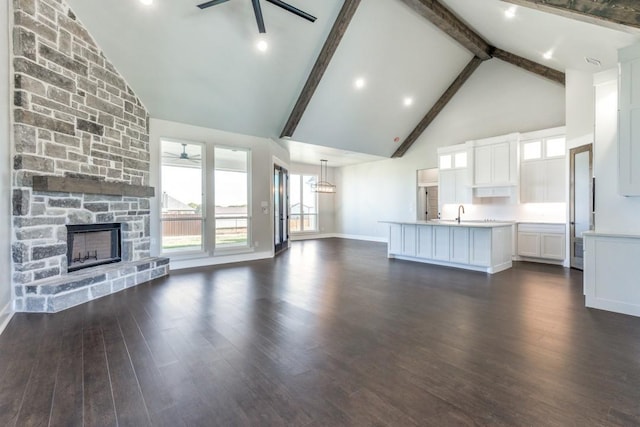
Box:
<box><xmin>66</xmin><ymin>223</ymin><xmax>122</xmax><ymax>272</ymax></box>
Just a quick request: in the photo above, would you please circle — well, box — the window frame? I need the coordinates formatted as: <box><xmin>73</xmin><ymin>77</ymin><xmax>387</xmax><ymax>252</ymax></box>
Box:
<box><xmin>159</xmin><ymin>138</ymin><xmax>207</xmax><ymax>256</ymax></box>
<box><xmin>289</xmin><ymin>173</ymin><xmax>319</xmax><ymax>234</ymax></box>
<box><xmin>213</xmin><ymin>145</ymin><xmax>252</xmax><ymax>252</ymax></box>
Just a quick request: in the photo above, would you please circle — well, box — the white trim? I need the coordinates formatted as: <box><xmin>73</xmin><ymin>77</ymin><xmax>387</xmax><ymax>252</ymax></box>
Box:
<box><xmin>290</xmin><ymin>233</ymin><xmax>335</xmax><ymax>241</ymax></box>
<box><xmin>390</xmin><ymin>254</ymin><xmax>512</xmax><ymax>274</ymax></box>
<box><xmin>333</xmin><ymin>233</ymin><xmax>388</xmax><ymax>243</ymax></box>
<box><xmin>169</xmin><ymin>250</ymin><xmax>272</xmax><ymax>271</ymax></box>
<box><xmin>0</xmin><ymin>301</ymin><xmax>13</xmax><ymax>336</ymax></box>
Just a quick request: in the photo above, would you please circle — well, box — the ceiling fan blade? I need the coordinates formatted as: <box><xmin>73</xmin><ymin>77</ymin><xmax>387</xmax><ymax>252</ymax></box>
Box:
<box><xmin>197</xmin><ymin>0</ymin><xmax>231</xmax><ymax>10</ymax></box>
<box><xmin>264</xmin><ymin>0</ymin><xmax>316</xmax><ymax>23</ymax></box>
<box><xmin>251</xmin><ymin>0</ymin><xmax>266</xmax><ymax>33</ymax></box>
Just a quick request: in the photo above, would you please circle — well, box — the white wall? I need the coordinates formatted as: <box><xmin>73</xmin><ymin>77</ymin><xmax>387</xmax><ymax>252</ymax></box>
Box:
<box><xmin>336</xmin><ymin>59</ymin><xmax>566</xmax><ymax>239</ymax></box>
<box><xmin>149</xmin><ymin>118</ymin><xmax>290</xmax><ymax>268</ymax></box>
<box><xmin>593</xmin><ymin>70</ymin><xmax>640</xmax><ymax>234</ymax></box>
<box><xmin>289</xmin><ymin>162</ymin><xmax>336</xmax><ymax>237</ymax></box>
<box><xmin>565</xmin><ymin>69</ymin><xmax>595</xmax><ymax>150</ymax></box>
<box><xmin>0</xmin><ymin>0</ymin><xmax>13</xmax><ymax>333</ymax></box>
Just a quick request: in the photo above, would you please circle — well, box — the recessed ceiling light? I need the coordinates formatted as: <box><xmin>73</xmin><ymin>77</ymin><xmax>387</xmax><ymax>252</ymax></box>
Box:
<box><xmin>543</xmin><ymin>50</ymin><xmax>553</xmax><ymax>60</ymax></box>
<box><xmin>504</xmin><ymin>6</ymin><xmax>516</xmax><ymax>19</ymax></box>
<box><xmin>140</xmin><ymin>0</ymin><xmax>153</xmax><ymax>5</ymax></box>
<box><xmin>256</xmin><ymin>39</ymin><xmax>268</xmax><ymax>52</ymax></box>
<box><xmin>403</xmin><ymin>97</ymin><xmax>414</xmax><ymax>107</ymax></box>
<box><xmin>585</xmin><ymin>57</ymin><xmax>602</xmax><ymax>67</ymax></box>
<box><xmin>354</xmin><ymin>77</ymin><xmax>366</xmax><ymax>90</ymax></box>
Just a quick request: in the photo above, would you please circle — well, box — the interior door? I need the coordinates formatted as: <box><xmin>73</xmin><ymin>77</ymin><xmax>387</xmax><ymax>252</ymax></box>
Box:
<box><xmin>274</xmin><ymin>165</ymin><xmax>289</xmax><ymax>254</ymax></box>
<box><xmin>569</xmin><ymin>144</ymin><xmax>593</xmax><ymax>270</ymax></box>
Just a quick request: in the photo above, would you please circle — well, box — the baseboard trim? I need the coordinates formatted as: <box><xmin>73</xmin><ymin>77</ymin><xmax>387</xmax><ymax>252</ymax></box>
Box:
<box><xmin>169</xmin><ymin>250</ymin><xmax>273</xmax><ymax>271</ymax></box>
<box><xmin>0</xmin><ymin>301</ymin><xmax>14</xmax><ymax>336</ymax></box>
<box><xmin>334</xmin><ymin>233</ymin><xmax>388</xmax><ymax>243</ymax></box>
<box><xmin>290</xmin><ymin>233</ymin><xmax>335</xmax><ymax>241</ymax></box>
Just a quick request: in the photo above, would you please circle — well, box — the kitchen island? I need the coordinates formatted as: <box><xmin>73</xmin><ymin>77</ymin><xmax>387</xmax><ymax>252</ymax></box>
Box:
<box><xmin>381</xmin><ymin>220</ymin><xmax>513</xmax><ymax>274</ymax></box>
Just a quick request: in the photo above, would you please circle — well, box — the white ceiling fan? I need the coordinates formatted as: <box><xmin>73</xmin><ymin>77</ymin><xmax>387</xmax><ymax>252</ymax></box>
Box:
<box><xmin>162</xmin><ymin>143</ymin><xmax>201</xmax><ymax>163</ymax></box>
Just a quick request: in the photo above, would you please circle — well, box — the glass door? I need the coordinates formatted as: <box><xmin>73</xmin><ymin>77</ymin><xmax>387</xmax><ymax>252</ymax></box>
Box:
<box><xmin>569</xmin><ymin>144</ymin><xmax>593</xmax><ymax>270</ymax></box>
<box><xmin>274</xmin><ymin>165</ymin><xmax>289</xmax><ymax>254</ymax></box>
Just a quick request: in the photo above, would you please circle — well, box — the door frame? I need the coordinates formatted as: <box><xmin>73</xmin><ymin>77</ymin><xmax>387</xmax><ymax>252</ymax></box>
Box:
<box><xmin>569</xmin><ymin>143</ymin><xmax>593</xmax><ymax>270</ymax></box>
<box><xmin>273</xmin><ymin>164</ymin><xmax>289</xmax><ymax>255</ymax></box>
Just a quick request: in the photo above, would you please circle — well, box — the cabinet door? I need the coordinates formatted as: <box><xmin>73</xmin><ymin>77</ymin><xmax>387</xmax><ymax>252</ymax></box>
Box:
<box><xmin>517</xmin><ymin>232</ymin><xmax>540</xmax><ymax>257</ymax></box>
<box><xmin>439</xmin><ymin>169</ymin><xmax>456</xmax><ymax>205</ymax></box>
<box><xmin>492</xmin><ymin>142</ymin><xmax>511</xmax><ymax>183</ymax></box>
<box><xmin>520</xmin><ymin>161</ymin><xmax>544</xmax><ymax>203</ymax></box>
<box><xmin>433</xmin><ymin>226</ymin><xmax>450</xmax><ymax>261</ymax></box>
<box><xmin>619</xmin><ymin>58</ymin><xmax>640</xmax><ymax>196</ymax></box>
<box><xmin>450</xmin><ymin>227</ymin><xmax>470</xmax><ymax>264</ymax></box>
<box><xmin>540</xmin><ymin>233</ymin><xmax>565</xmax><ymax>260</ymax></box>
<box><xmin>455</xmin><ymin>168</ymin><xmax>472</xmax><ymax>204</ymax></box>
<box><xmin>469</xmin><ymin>228</ymin><xmax>491</xmax><ymax>266</ymax></box>
<box><xmin>402</xmin><ymin>225</ymin><xmax>417</xmax><ymax>257</ymax></box>
<box><xmin>388</xmin><ymin>224</ymin><xmax>402</xmax><ymax>254</ymax></box>
<box><xmin>416</xmin><ymin>225</ymin><xmax>433</xmax><ymax>259</ymax></box>
<box><xmin>544</xmin><ymin>157</ymin><xmax>566</xmax><ymax>202</ymax></box>
<box><xmin>474</xmin><ymin>145</ymin><xmax>492</xmax><ymax>185</ymax></box>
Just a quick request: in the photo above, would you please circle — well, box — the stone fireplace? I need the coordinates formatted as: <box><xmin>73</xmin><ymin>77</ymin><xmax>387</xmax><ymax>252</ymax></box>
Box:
<box><xmin>11</xmin><ymin>0</ymin><xmax>169</xmax><ymax>312</ymax></box>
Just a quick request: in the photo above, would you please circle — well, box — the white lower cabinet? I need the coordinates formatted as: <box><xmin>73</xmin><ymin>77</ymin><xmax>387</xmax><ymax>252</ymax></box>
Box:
<box><xmin>416</xmin><ymin>225</ymin><xmax>433</xmax><ymax>258</ymax></box>
<box><xmin>469</xmin><ymin>228</ymin><xmax>491</xmax><ymax>266</ymax></box>
<box><xmin>450</xmin><ymin>227</ymin><xmax>469</xmax><ymax>264</ymax></box>
<box><xmin>384</xmin><ymin>222</ymin><xmax>513</xmax><ymax>274</ymax></box>
<box><xmin>433</xmin><ymin>226</ymin><xmax>450</xmax><ymax>261</ymax></box>
<box><xmin>517</xmin><ymin>223</ymin><xmax>565</xmax><ymax>261</ymax></box>
<box><xmin>402</xmin><ymin>225</ymin><xmax>416</xmax><ymax>257</ymax></box>
<box><xmin>389</xmin><ymin>223</ymin><xmax>417</xmax><ymax>257</ymax></box>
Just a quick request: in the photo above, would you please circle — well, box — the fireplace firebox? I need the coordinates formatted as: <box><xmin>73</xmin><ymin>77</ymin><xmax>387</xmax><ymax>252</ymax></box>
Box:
<box><xmin>66</xmin><ymin>223</ymin><xmax>122</xmax><ymax>272</ymax></box>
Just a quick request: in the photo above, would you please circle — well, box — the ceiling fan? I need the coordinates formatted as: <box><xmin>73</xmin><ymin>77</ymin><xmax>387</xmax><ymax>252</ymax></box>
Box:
<box><xmin>196</xmin><ymin>0</ymin><xmax>316</xmax><ymax>34</ymax></box>
<box><xmin>162</xmin><ymin>143</ymin><xmax>201</xmax><ymax>162</ymax></box>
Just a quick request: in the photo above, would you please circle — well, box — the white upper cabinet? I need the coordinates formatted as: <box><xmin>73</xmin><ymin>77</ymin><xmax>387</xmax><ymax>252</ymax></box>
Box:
<box><xmin>618</xmin><ymin>44</ymin><xmax>640</xmax><ymax>196</ymax></box>
<box><xmin>519</xmin><ymin>127</ymin><xmax>566</xmax><ymax>203</ymax></box>
<box><xmin>472</xmin><ymin>133</ymin><xmax>518</xmax><ymax>188</ymax></box>
<box><xmin>438</xmin><ymin>144</ymin><xmax>472</xmax><ymax>206</ymax></box>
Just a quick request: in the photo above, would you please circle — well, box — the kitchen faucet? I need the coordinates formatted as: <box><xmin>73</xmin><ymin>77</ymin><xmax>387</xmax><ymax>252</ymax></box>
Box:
<box><xmin>456</xmin><ymin>204</ymin><xmax>465</xmax><ymax>223</ymax></box>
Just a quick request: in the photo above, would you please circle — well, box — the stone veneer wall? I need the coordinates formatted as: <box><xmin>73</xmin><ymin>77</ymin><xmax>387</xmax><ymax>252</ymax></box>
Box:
<box><xmin>11</xmin><ymin>0</ymin><xmax>159</xmax><ymax>310</ymax></box>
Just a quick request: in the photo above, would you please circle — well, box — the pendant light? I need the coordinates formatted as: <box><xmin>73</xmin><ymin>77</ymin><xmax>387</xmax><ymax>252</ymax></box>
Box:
<box><xmin>312</xmin><ymin>159</ymin><xmax>336</xmax><ymax>194</ymax></box>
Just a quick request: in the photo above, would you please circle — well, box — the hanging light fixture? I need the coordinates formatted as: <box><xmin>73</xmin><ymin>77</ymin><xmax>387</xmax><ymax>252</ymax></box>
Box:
<box><xmin>312</xmin><ymin>159</ymin><xmax>336</xmax><ymax>194</ymax></box>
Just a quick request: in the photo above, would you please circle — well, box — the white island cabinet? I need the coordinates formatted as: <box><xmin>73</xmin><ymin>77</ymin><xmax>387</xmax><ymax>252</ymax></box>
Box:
<box><xmin>382</xmin><ymin>221</ymin><xmax>513</xmax><ymax>274</ymax></box>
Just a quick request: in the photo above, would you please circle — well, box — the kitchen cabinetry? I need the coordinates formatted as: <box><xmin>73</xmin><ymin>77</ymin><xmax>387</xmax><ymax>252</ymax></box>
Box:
<box><xmin>517</xmin><ymin>223</ymin><xmax>565</xmax><ymax>261</ymax></box>
<box><xmin>450</xmin><ymin>227</ymin><xmax>469</xmax><ymax>264</ymax></box>
<box><xmin>383</xmin><ymin>221</ymin><xmax>513</xmax><ymax>274</ymax></box>
<box><xmin>388</xmin><ymin>223</ymin><xmax>416</xmax><ymax>257</ymax></box>
<box><xmin>438</xmin><ymin>144</ymin><xmax>472</xmax><ymax>205</ymax></box>
<box><xmin>618</xmin><ymin>44</ymin><xmax>640</xmax><ymax>196</ymax></box>
<box><xmin>473</xmin><ymin>136</ymin><xmax>517</xmax><ymax>186</ymax></box>
<box><xmin>519</xmin><ymin>129</ymin><xmax>566</xmax><ymax>203</ymax></box>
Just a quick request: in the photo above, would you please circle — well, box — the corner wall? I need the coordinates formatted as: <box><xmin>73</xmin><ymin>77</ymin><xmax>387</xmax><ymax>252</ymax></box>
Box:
<box><xmin>336</xmin><ymin>59</ymin><xmax>566</xmax><ymax>239</ymax></box>
<box><xmin>0</xmin><ymin>0</ymin><xmax>13</xmax><ymax>332</ymax></box>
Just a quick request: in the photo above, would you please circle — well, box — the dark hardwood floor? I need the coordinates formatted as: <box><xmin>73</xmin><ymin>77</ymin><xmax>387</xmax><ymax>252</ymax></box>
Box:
<box><xmin>1</xmin><ymin>238</ymin><xmax>640</xmax><ymax>426</ymax></box>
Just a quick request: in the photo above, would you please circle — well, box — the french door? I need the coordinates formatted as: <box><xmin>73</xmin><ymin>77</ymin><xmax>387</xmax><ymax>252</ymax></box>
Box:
<box><xmin>274</xmin><ymin>165</ymin><xmax>289</xmax><ymax>254</ymax></box>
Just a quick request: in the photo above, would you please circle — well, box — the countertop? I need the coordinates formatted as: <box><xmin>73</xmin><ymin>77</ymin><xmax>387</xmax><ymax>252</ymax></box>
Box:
<box><xmin>379</xmin><ymin>220</ymin><xmax>515</xmax><ymax>228</ymax></box>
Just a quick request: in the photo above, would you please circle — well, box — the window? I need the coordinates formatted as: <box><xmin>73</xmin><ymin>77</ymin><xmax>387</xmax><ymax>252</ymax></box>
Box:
<box><xmin>215</xmin><ymin>147</ymin><xmax>249</xmax><ymax>248</ymax></box>
<box><xmin>546</xmin><ymin>137</ymin><xmax>566</xmax><ymax>158</ymax></box>
<box><xmin>290</xmin><ymin>174</ymin><xmax>318</xmax><ymax>233</ymax></box>
<box><xmin>439</xmin><ymin>154</ymin><xmax>452</xmax><ymax>170</ymax></box>
<box><xmin>454</xmin><ymin>152</ymin><xmax>467</xmax><ymax>168</ymax></box>
<box><xmin>523</xmin><ymin>140</ymin><xmax>542</xmax><ymax>160</ymax></box>
<box><xmin>160</xmin><ymin>140</ymin><xmax>204</xmax><ymax>253</ymax></box>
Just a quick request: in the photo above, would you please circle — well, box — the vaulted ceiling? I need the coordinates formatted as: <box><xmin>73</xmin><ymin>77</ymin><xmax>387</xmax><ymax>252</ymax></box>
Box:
<box><xmin>66</xmin><ymin>0</ymin><xmax>640</xmax><ymax>163</ymax></box>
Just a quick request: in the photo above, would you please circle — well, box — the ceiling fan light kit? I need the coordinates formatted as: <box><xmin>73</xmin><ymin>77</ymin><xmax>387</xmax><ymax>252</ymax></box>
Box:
<box><xmin>197</xmin><ymin>0</ymin><xmax>316</xmax><ymax>34</ymax></box>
